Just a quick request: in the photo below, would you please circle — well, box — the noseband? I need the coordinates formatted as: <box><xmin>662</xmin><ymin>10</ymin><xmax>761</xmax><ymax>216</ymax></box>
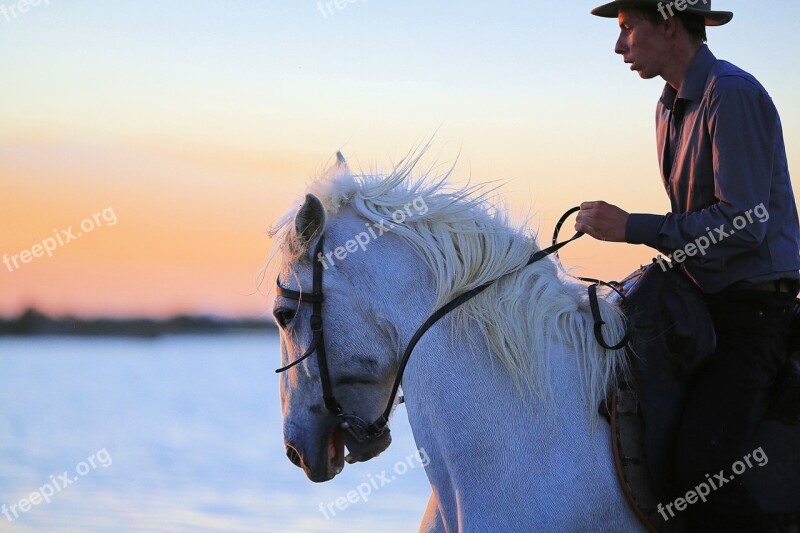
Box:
<box><xmin>275</xmin><ymin>207</ymin><xmax>629</xmax><ymax>445</ymax></box>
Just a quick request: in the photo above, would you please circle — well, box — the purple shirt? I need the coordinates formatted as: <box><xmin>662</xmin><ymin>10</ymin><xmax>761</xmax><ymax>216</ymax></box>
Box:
<box><xmin>625</xmin><ymin>46</ymin><xmax>800</xmax><ymax>293</ymax></box>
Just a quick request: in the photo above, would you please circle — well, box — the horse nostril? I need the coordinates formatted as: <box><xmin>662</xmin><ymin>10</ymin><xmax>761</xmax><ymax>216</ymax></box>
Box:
<box><xmin>286</xmin><ymin>446</ymin><xmax>303</xmax><ymax>468</ymax></box>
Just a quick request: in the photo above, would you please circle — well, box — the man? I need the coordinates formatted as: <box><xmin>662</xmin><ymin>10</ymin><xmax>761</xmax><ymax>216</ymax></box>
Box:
<box><xmin>578</xmin><ymin>0</ymin><xmax>800</xmax><ymax>530</ymax></box>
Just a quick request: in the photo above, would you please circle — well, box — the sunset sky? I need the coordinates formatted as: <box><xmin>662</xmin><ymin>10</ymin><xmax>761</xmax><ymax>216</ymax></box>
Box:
<box><xmin>1</xmin><ymin>0</ymin><xmax>798</xmax><ymax>318</ymax></box>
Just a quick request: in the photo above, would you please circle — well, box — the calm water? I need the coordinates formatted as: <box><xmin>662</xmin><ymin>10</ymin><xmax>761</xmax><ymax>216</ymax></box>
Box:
<box><xmin>0</xmin><ymin>335</ymin><xmax>429</xmax><ymax>532</ymax></box>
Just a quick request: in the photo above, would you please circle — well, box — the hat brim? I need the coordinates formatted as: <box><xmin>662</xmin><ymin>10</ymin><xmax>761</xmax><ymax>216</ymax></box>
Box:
<box><xmin>591</xmin><ymin>1</ymin><xmax>733</xmax><ymax>26</ymax></box>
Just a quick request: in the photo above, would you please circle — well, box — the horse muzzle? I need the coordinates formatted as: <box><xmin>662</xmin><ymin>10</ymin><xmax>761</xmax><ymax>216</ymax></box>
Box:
<box><xmin>284</xmin><ymin>421</ymin><xmax>347</xmax><ymax>482</ymax></box>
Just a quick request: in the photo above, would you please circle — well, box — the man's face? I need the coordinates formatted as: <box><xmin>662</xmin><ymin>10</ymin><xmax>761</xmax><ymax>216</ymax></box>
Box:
<box><xmin>615</xmin><ymin>9</ymin><xmax>669</xmax><ymax>79</ymax></box>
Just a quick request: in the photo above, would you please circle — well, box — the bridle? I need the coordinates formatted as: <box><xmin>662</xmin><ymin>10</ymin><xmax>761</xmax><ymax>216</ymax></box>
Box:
<box><xmin>274</xmin><ymin>207</ymin><xmax>630</xmax><ymax>445</ymax></box>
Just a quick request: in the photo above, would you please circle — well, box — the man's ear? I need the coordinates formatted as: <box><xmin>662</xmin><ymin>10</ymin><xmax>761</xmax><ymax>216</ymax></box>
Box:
<box><xmin>663</xmin><ymin>16</ymin><xmax>679</xmax><ymax>38</ymax></box>
<box><xmin>294</xmin><ymin>194</ymin><xmax>326</xmax><ymax>247</ymax></box>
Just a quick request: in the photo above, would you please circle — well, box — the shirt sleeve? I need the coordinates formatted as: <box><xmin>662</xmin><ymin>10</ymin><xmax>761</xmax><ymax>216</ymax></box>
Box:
<box><xmin>625</xmin><ymin>76</ymin><xmax>778</xmax><ymax>260</ymax></box>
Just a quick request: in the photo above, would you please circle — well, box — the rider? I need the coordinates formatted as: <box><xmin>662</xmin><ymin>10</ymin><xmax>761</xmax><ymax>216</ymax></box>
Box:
<box><xmin>578</xmin><ymin>1</ymin><xmax>800</xmax><ymax>530</ymax></box>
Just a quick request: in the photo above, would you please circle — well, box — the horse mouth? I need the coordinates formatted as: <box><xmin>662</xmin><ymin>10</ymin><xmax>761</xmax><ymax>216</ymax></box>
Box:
<box><xmin>327</xmin><ymin>425</ymin><xmax>345</xmax><ymax>476</ymax></box>
<box><xmin>290</xmin><ymin>421</ymin><xmax>391</xmax><ymax>482</ymax></box>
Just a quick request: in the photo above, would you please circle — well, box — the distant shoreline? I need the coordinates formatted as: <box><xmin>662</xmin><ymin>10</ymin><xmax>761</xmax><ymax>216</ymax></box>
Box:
<box><xmin>0</xmin><ymin>309</ymin><xmax>277</xmax><ymax>338</ymax></box>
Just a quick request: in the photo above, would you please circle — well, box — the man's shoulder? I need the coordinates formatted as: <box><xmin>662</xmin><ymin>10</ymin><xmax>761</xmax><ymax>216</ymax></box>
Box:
<box><xmin>706</xmin><ymin>59</ymin><xmax>768</xmax><ymax>98</ymax></box>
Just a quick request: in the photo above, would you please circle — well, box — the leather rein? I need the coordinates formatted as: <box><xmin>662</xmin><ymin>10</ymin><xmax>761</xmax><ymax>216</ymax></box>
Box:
<box><xmin>274</xmin><ymin>207</ymin><xmax>630</xmax><ymax>445</ymax></box>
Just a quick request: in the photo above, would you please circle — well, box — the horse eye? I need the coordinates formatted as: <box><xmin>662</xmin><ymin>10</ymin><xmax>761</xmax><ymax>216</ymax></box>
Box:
<box><xmin>273</xmin><ymin>308</ymin><xmax>297</xmax><ymax>329</ymax></box>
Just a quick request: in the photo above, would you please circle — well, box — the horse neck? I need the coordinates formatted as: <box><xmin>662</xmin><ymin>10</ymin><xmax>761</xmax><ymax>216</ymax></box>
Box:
<box><xmin>400</xmin><ymin>314</ymin><xmax>614</xmax><ymax>518</ymax></box>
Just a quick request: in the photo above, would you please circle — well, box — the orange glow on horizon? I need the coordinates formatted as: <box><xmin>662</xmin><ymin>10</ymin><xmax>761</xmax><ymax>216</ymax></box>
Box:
<box><xmin>1</xmin><ymin>139</ymin><xmax>663</xmax><ymax>319</ymax></box>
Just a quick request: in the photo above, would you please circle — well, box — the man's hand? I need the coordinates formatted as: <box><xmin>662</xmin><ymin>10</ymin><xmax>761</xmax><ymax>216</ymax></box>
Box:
<box><xmin>575</xmin><ymin>201</ymin><xmax>629</xmax><ymax>242</ymax></box>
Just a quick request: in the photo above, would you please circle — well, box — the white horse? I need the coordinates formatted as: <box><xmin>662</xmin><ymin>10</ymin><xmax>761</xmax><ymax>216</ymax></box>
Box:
<box><xmin>269</xmin><ymin>151</ymin><xmax>643</xmax><ymax>532</ymax></box>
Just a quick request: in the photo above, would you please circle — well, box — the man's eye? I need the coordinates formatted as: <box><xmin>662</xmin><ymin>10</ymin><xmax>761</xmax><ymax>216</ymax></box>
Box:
<box><xmin>273</xmin><ymin>308</ymin><xmax>297</xmax><ymax>328</ymax></box>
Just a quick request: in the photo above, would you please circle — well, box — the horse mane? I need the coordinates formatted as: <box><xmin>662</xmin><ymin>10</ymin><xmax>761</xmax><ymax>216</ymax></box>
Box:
<box><xmin>269</xmin><ymin>148</ymin><xmax>628</xmax><ymax>417</ymax></box>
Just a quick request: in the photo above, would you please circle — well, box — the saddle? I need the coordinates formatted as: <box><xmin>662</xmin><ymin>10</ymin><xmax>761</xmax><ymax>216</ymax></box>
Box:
<box><xmin>604</xmin><ymin>261</ymin><xmax>800</xmax><ymax>532</ymax></box>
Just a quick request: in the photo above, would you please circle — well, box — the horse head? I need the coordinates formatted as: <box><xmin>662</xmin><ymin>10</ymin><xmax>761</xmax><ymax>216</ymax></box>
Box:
<box><xmin>271</xmin><ymin>154</ymin><xmax>431</xmax><ymax>482</ymax></box>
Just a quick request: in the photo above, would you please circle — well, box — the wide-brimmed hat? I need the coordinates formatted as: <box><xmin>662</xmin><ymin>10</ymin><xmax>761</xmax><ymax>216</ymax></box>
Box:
<box><xmin>591</xmin><ymin>0</ymin><xmax>733</xmax><ymax>26</ymax></box>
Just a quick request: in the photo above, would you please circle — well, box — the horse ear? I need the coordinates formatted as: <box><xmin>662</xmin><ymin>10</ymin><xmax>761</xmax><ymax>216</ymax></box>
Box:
<box><xmin>336</xmin><ymin>151</ymin><xmax>347</xmax><ymax>168</ymax></box>
<box><xmin>294</xmin><ymin>194</ymin><xmax>326</xmax><ymax>246</ymax></box>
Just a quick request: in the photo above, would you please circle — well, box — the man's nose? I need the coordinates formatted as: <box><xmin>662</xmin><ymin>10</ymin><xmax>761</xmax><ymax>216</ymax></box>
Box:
<box><xmin>615</xmin><ymin>35</ymin><xmax>626</xmax><ymax>55</ymax></box>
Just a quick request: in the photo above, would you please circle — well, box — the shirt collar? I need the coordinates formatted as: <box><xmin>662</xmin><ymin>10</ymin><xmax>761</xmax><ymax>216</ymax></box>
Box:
<box><xmin>660</xmin><ymin>45</ymin><xmax>717</xmax><ymax>110</ymax></box>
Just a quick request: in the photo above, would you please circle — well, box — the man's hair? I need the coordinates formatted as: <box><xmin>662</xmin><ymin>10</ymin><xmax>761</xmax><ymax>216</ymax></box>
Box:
<box><xmin>626</xmin><ymin>6</ymin><xmax>708</xmax><ymax>43</ymax></box>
